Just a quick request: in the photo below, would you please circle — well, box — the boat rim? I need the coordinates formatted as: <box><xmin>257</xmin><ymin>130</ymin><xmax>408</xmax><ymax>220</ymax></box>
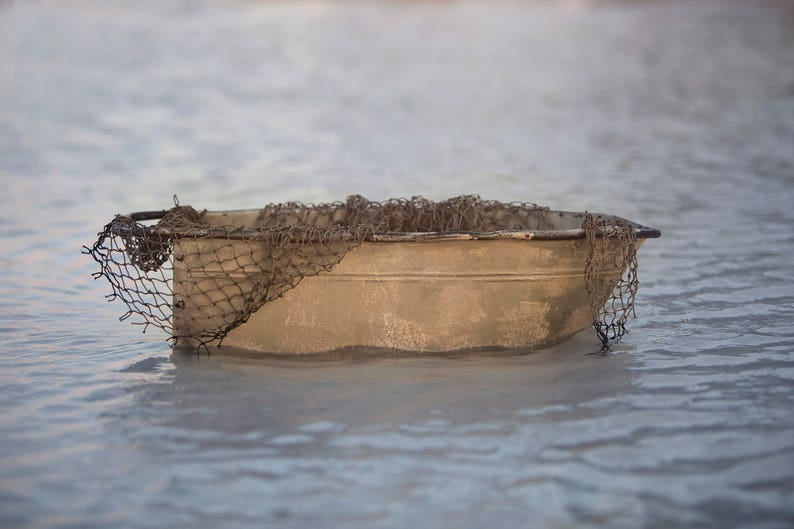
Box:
<box><xmin>124</xmin><ymin>209</ymin><xmax>662</xmax><ymax>242</ymax></box>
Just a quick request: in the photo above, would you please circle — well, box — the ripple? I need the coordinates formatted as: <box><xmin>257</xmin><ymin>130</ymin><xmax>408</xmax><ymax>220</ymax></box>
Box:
<box><xmin>119</xmin><ymin>356</ymin><xmax>170</xmax><ymax>373</ymax></box>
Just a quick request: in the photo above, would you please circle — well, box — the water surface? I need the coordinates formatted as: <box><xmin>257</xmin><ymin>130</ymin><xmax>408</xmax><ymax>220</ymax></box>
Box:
<box><xmin>2</xmin><ymin>0</ymin><xmax>794</xmax><ymax>527</ymax></box>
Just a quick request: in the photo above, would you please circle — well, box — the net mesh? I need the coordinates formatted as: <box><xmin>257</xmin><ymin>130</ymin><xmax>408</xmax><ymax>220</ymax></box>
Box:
<box><xmin>583</xmin><ymin>212</ymin><xmax>639</xmax><ymax>350</ymax></box>
<box><xmin>85</xmin><ymin>195</ymin><xmax>640</xmax><ymax>352</ymax></box>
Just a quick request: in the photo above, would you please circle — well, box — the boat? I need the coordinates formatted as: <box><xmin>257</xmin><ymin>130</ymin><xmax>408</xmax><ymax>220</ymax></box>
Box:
<box><xmin>87</xmin><ymin>196</ymin><xmax>660</xmax><ymax>356</ymax></box>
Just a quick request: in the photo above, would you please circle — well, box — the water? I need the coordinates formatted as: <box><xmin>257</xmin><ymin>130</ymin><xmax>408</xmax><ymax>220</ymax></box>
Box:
<box><xmin>2</xmin><ymin>0</ymin><xmax>794</xmax><ymax>527</ymax></box>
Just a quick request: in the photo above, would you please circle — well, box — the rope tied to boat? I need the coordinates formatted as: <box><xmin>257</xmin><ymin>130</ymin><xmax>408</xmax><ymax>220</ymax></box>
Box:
<box><xmin>85</xmin><ymin>195</ymin><xmax>641</xmax><ymax>352</ymax></box>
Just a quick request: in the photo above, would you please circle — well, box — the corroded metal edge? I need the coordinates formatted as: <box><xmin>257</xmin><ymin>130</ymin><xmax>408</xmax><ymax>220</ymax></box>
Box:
<box><xmin>124</xmin><ymin>209</ymin><xmax>661</xmax><ymax>241</ymax></box>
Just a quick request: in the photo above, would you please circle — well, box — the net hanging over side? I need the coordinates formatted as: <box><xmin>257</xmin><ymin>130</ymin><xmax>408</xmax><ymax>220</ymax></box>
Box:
<box><xmin>582</xmin><ymin>213</ymin><xmax>640</xmax><ymax>350</ymax></box>
<box><xmin>84</xmin><ymin>195</ymin><xmax>643</xmax><ymax>352</ymax></box>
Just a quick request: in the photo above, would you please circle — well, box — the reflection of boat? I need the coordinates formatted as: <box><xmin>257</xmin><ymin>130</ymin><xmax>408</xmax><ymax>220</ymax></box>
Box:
<box><xmin>157</xmin><ymin>207</ymin><xmax>660</xmax><ymax>356</ymax></box>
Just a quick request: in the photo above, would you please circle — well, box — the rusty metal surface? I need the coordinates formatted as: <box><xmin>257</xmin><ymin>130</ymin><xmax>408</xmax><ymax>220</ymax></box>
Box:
<box><xmin>128</xmin><ymin>208</ymin><xmax>662</xmax><ymax>241</ymax></box>
<box><xmin>171</xmin><ymin>210</ymin><xmax>649</xmax><ymax>355</ymax></box>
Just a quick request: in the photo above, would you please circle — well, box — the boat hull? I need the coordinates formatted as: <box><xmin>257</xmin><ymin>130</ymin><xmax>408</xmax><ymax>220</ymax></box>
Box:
<box><xmin>173</xmin><ymin>237</ymin><xmax>641</xmax><ymax>355</ymax></box>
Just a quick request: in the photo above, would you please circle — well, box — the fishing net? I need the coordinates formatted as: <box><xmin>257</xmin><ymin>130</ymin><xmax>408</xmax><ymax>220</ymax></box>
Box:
<box><xmin>85</xmin><ymin>195</ymin><xmax>640</xmax><ymax>352</ymax></box>
<box><xmin>583</xmin><ymin>212</ymin><xmax>639</xmax><ymax>350</ymax></box>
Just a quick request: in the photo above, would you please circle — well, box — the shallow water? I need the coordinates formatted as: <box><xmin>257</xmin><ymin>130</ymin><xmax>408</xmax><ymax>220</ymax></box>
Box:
<box><xmin>2</xmin><ymin>0</ymin><xmax>794</xmax><ymax>527</ymax></box>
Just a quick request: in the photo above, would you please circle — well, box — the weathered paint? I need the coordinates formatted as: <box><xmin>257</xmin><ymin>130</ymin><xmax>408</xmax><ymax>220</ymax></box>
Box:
<box><xmin>173</xmin><ymin>232</ymin><xmax>646</xmax><ymax>355</ymax></box>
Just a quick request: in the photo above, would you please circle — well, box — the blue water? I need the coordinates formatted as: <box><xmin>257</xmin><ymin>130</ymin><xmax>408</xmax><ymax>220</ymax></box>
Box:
<box><xmin>2</xmin><ymin>0</ymin><xmax>794</xmax><ymax>527</ymax></box>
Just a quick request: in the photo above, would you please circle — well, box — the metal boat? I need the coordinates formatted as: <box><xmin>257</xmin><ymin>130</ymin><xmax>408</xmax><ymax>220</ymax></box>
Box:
<box><xmin>163</xmin><ymin>208</ymin><xmax>660</xmax><ymax>355</ymax></box>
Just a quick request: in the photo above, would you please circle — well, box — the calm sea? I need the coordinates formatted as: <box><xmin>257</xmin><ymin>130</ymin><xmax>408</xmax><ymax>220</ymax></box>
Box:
<box><xmin>1</xmin><ymin>0</ymin><xmax>793</xmax><ymax>527</ymax></box>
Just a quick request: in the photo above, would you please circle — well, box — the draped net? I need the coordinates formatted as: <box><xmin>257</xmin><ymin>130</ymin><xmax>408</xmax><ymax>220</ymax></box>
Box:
<box><xmin>85</xmin><ymin>195</ymin><xmax>639</xmax><ymax>351</ymax></box>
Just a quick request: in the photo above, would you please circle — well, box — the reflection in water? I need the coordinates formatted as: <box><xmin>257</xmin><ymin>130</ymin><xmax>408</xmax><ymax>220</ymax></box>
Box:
<box><xmin>165</xmin><ymin>334</ymin><xmax>629</xmax><ymax>433</ymax></box>
<box><xmin>102</xmin><ymin>337</ymin><xmax>641</xmax><ymax>528</ymax></box>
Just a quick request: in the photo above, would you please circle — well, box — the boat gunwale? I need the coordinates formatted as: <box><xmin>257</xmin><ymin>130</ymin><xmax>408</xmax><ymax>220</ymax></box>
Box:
<box><xmin>124</xmin><ymin>209</ymin><xmax>661</xmax><ymax>241</ymax></box>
